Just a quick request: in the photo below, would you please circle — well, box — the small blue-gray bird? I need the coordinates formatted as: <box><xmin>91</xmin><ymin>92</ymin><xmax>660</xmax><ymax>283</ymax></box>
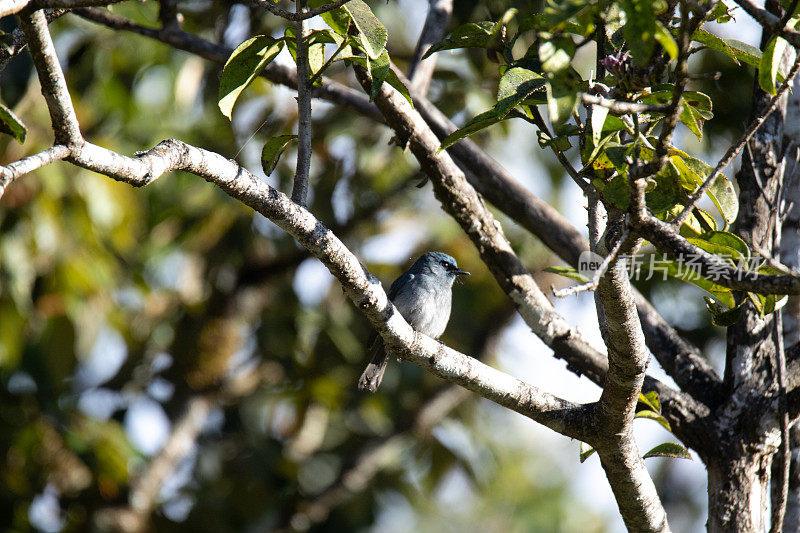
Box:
<box><xmin>358</xmin><ymin>251</ymin><xmax>469</xmax><ymax>392</ymax></box>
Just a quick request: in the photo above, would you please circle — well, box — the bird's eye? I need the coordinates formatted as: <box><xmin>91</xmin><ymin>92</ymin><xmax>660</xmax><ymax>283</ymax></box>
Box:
<box><xmin>440</xmin><ymin>260</ymin><xmax>449</xmax><ymax>269</ymax></box>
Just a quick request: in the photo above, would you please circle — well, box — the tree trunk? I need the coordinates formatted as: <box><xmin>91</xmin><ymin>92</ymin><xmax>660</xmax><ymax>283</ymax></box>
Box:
<box><xmin>708</xmin><ymin>452</ymin><xmax>773</xmax><ymax>532</ymax></box>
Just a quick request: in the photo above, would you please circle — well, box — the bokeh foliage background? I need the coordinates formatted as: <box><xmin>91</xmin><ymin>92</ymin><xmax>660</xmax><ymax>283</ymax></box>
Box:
<box><xmin>0</xmin><ymin>0</ymin><xmax>751</xmax><ymax>530</ymax></box>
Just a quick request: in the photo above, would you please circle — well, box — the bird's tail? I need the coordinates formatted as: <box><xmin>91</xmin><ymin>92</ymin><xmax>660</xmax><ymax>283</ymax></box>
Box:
<box><xmin>358</xmin><ymin>351</ymin><xmax>389</xmax><ymax>392</ymax></box>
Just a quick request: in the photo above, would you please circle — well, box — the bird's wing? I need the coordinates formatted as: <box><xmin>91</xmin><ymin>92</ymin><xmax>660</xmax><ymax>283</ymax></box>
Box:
<box><xmin>365</xmin><ymin>273</ymin><xmax>414</xmax><ymax>349</ymax></box>
<box><xmin>387</xmin><ymin>272</ymin><xmax>414</xmax><ymax>300</ymax></box>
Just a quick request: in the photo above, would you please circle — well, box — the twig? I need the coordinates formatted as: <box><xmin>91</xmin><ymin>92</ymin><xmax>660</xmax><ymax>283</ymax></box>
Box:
<box><xmin>654</xmin><ymin>1</ymin><xmax>692</xmax><ymax>160</ymax></box>
<box><xmin>307</xmin><ymin>36</ymin><xmax>349</xmax><ymax>87</ymax></box>
<box><xmin>407</xmin><ymin>0</ymin><xmax>453</xmax><ymax>96</ymax></box>
<box><xmin>292</xmin><ymin>0</ymin><xmax>312</xmax><ymax>206</ymax></box>
<box><xmin>672</xmin><ymin>53</ymin><xmax>800</xmax><ymax>228</ymax></box>
<box><xmin>0</xmin><ymin>145</ymin><xmax>71</xmax><ymax>198</ymax></box>
<box><xmin>255</xmin><ymin>0</ymin><xmax>353</xmax><ymax>21</ymax></box>
<box><xmin>553</xmin><ymin>228</ymin><xmax>630</xmax><ymax>297</ymax></box>
<box><xmin>157</xmin><ymin>0</ymin><xmax>181</xmax><ymax>30</ymax></box>
<box><xmin>520</xmin><ymin>106</ymin><xmax>593</xmax><ymax>194</ymax></box>
<box><xmin>629</xmin><ymin>179</ymin><xmax>800</xmax><ymax>294</ymax></box>
<box><xmin>581</xmin><ymin>94</ymin><xmax>672</xmax><ymax>116</ymax></box>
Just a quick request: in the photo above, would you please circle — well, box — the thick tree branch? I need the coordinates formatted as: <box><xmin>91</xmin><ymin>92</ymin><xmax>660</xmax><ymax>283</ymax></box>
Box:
<box><xmin>593</xmin><ymin>222</ymin><xmax>670</xmax><ymax>532</ymax></box>
<box><xmin>19</xmin><ymin>8</ymin><xmax>82</xmax><ymax>146</ymax></box>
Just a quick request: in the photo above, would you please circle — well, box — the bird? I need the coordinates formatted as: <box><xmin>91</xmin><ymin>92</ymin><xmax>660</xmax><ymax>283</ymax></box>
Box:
<box><xmin>358</xmin><ymin>251</ymin><xmax>469</xmax><ymax>392</ymax></box>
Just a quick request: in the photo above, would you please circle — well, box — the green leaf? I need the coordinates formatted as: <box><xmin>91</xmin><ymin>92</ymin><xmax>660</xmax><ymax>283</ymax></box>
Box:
<box><xmin>368</xmin><ymin>49</ymin><xmax>390</xmax><ymax>101</ymax></box>
<box><xmin>496</xmin><ymin>67</ymin><xmax>546</xmax><ymax>118</ymax></box>
<box><xmin>310</xmin><ymin>0</ymin><xmax>351</xmax><ymax>34</ymax></box>
<box><xmin>686</xmin><ymin>237</ymin><xmax>745</xmax><ymax>263</ymax></box>
<box><xmin>697</xmin><ymin>231</ymin><xmax>750</xmax><ymax>260</ymax></box>
<box><xmin>591</xmin><ymin>105</ymin><xmax>609</xmax><ymax>145</ymax></box>
<box><xmin>539</xmin><ymin>38</ymin><xmax>574</xmax><ymax>74</ymax></box>
<box><xmin>384</xmin><ymin>70</ymin><xmax>413</xmax><ymax>106</ymax></box>
<box><xmin>643</xmin><ymin>442</ymin><xmax>692</xmax><ymax>460</ymax></box>
<box><xmin>763</xmin><ymin>294</ymin><xmax>788</xmax><ymax>315</ymax></box>
<box><xmin>218</xmin><ymin>36</ymin><xmax>284</xmax><ymax>119</ymax></box>
<box><xmin>422</xmin><ymin>22</ymin><xmax>495</xmax><ymax>59</ymax></box>
<box><xmin>670</xmin><ymin>151</ymin><xmax>738</xmax><ymax>223</ymax></box>
<box><xmin>692</xmin><ymin>29</ymin><xmax>740</xmax><ymax>66</ymax></box>
<box><xmin>341</xmin><ymin>55</ymin><xmax>412</xmax><ymax>106</ymax></box>
<box><xmin>261</xmin><ymin>134</ymin><xmax>297</xmax><ymax>176</ymax></box>
<box><xmin>438</xmin><ymin>109</ymin><xmax>501</xmax><ymax>152</ymax></box>
<box><xmin>620</xmin><ymin>0</ymin><xmax>666</xmax><ymax>65</ymax></box>
<box><xmin>545</xmin><ymin>265</ymin><xmax>589</xmax><ymax>283</ymax></box>
<box><xmin>579</xmin><ymin>441</ymin><xmax>596</xmax><ymax>463</ymax></box>
<box><xmin>635</xmin><ymin>410</ymin><xmax>672</xmax><ymax>431</ymax></box>
<box><xmin>0</xmin><ymin>102</ymin><xmax>27</xmax><ymax>144</ymax></box>
<box><xmin>343</xmin><ymin>0</ymin><xmax>388</xmax><ymax>60</ymax></box>
<box><xmin>677</xmin><ymin>92</ymin><xmax>713</xmax><ymax>141</ymax></box>
<box><xmin>759</xmin><ymin>35</ymin><xmax>789</xmax><ymax>95</ymax></box>
<box><xmin>705</xmin><ymin>297</ymin><xmax>744</xmax><ymax>326</ymax></box>
<box><xmin>660</xmin><ymin>258</ymin><xmax>736</xmax><ymax>308</ymax></box>
<box><xmin>706</xmin><ymin>1</ymin><xmax>734</xmax><ymax>23</ymax></box>
<box><xmin>638</xmin><ymin>391</ymin><xmax>661</xmax><ymax>412</ymax></box>
<box><xmin>546</xmin><ymin>73</ymin><xmax>578</xmax><ymax>127</ymax></box>
<box><xmin>654</xmin><ymin>21</ymin><xmax>678</xmax><ymax>60</ymax></box>
<box><xmin>694</xmin><ymin>31</ymin><xmax>762</xmax><ymax>67</ymax></box>
<box><xmin>679</xmin><ymin>102</ymin><xmax>703</xmax><ymax>140</ymax></box>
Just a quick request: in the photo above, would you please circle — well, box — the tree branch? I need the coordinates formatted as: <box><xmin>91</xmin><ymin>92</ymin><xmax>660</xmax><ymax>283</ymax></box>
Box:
<box><xmin>254</xmin><ymin>0</ymin><xmax>353</xmax><ymax>21</ymax></box>
<box><xmin>581</xmin><ymin>93</ymin><xmax>672</xmax><ymax>116</ymax></box>
<box><xmin>2</xmin><ymin>0</ymin><xmax>123</xmax><ymax>18</ymax></box>
<box><xmin>19</xmin><ymin>8</ymin><xmax>82</xmax><ymax>146</ymax></box>
<box><xmin>407</xmin><ymin>0</ymin><xmax>452</xmax><ymax>95</ymax></box>
<box><xmin>292</xmin><ymin>0</ymin><xmax>312</xmax><ymax>206</ymax></box>
<box><xmin>629</xmin><ymin>180</ymin><xmax>800</xmax><ymax>294</ymax></box>
<box><xmin>0</xmin><ymin>145</ymin><xmax>71</xmax><ymax>197</ymax></box>
<box><xmin>593</xmin><ymin>217</ymin><xmax>670</xmax><ymax>532</ymax></box>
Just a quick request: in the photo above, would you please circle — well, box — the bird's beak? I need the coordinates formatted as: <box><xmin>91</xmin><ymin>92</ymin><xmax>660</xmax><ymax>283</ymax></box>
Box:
<box><xmin>454</xmin><ymin>268</ymin><xmax>470</xmax><ymax>276</ymax></box>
